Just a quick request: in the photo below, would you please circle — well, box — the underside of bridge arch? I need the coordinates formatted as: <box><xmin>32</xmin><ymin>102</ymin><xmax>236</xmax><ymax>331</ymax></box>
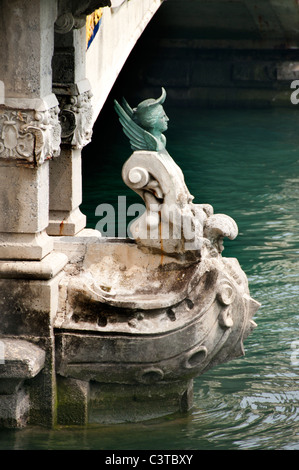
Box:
<box><xmin>92</xmin><ymin>0</ymin><xmax>299</xmax><ymax>110</ymax></box>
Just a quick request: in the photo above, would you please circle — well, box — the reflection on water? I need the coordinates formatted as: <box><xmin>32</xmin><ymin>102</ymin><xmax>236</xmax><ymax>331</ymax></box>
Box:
<box><xmin>0</xmin><ymin>107</ymin><xmax>298</xmax><ymax>450</ymax></box>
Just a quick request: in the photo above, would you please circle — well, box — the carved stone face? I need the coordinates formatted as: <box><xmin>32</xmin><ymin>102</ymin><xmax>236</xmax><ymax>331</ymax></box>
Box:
<box><xmin>135</xmin><ymin>104</ymin><xmax>169</xmax><ymax>134</ymax></box>
<box><xmin>155</xmin><ymin>106</ymin><xmax>169</xmax><ymax>133</ymax></box>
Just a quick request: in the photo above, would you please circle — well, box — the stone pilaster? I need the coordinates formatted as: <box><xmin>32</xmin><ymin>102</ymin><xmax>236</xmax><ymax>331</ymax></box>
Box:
<box><xmin>0</xmin><ymin>0</ymin><xmax>68</xmax><ymax>427</ymax></box>
<box><xmin>48</xmin><ymin>24</ymin><xmax>94</xmax><ymax>236</ymax></box>
<box><xmin>48</xmin><ymin>79</ymin><xmax>93</xmax><ymax>235</ymax></box>
<box><xmin>0</xmin><ymin>0</ymin><xmax>61</xmax><ymax>260</ymax></box>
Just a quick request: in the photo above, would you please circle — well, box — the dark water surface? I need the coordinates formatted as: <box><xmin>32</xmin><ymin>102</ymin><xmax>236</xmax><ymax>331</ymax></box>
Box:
<box><xmin>0</xmin><ymin>106</ymin><xmax>298</xmax><ymax>450</ymax></box>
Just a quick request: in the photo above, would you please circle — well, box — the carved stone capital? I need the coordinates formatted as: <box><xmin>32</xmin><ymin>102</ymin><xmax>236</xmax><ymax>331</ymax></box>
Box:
<box><xmin>0</xmin><ymin>105</ymin><xmax>61</xmax><ymax>166</ymax></box>
<box><xmin>58</xmin><ymin>89</ymin><xmax>93</xmax><ymax>149</ymax></box>
<box><xmin>55</xmin><ymin>0</ymin><xmax>111</xmax><ymax>33</ymax></box>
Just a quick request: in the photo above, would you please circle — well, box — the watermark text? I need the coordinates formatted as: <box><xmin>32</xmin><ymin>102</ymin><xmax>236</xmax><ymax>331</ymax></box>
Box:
<box><xmin>290</xmin><ymin>80</ymin><xmax>299</xmax><ymax>104</ymax></box>
<box><xmin>95</xmin><ymin>196</ymin><xmax>200</xmax><ymax>242</ymax></box>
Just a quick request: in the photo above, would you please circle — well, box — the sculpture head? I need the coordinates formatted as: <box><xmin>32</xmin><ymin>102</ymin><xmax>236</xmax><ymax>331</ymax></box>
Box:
<box><xmin>114</xmin><ymin>87</ymin><xmax>169</xmax><ymax>152</ymax></box>
<box><xmin>133</xmin><ymin>88</ymin><xmax>169</xmax><ymax>135</ymax></box>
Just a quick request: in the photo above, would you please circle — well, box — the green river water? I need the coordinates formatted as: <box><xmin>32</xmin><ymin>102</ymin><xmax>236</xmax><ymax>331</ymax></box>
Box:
<box><xmin>0</xmin><ymin>104</ymin><xmax>298</xmax><ymax>451</ymax></box>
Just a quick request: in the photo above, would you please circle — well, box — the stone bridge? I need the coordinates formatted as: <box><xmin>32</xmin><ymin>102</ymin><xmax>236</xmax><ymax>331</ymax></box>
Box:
<box><xmin>0</xmin><ymin>0</ymin><xmax>296</xmax><ymax>427</ymax></box>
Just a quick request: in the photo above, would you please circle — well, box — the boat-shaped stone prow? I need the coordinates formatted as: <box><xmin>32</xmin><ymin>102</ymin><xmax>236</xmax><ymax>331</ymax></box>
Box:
<box><xmin>54</xmin><ymin>238</ymin><xmax>259</xmax><ymax>387</ymax></box>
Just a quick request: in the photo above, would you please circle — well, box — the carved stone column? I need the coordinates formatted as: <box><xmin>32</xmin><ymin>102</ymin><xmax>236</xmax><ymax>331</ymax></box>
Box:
<box><xmin>0</xmin><ymin>0</ymin><xmax>70</xmax><ymax>428</ymax></box>
<box><xmin>48</xmin><ymin>29</ymin><xmax>91</xmax><ymax>235</ymax></box>
<box><xmin>0</xmin><ymin>0</ymin><xmax>61</xmax><ymax>260</ymax></box>
<box><xmin>48</xmin><ymin>1</ymin><xmax>111</xmax><ymax>236</ymax></box>
<box><xmin>48</xmin><ymin>77</ymin><xmax>93</xmax><ymax>236</ymax></box>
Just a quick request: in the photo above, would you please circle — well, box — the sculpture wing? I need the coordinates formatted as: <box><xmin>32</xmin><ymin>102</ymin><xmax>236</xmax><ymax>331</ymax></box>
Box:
<box><xmin>121</xmin><ymin>97</ymin><xmax>134</xmax><ymax>119</ymax></box>
<box><xmin>114</xmin><ymin>99</ymin><xmax>158</xmax><ymax>152</ymax></box>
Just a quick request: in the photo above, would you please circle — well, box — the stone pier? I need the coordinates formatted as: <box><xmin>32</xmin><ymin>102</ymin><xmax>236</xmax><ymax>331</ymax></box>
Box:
<box><xmin>0</xmin><ymin>0</ymin><xmax>165</xmax><ymax>427</ymax></box>
<box><xmin>0</xmin><ymin>0</ymin><xmax>67</xmax><ymax>427</ymax></box>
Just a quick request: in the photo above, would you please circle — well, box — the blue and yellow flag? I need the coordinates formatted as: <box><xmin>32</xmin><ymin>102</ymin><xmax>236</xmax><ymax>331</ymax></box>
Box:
<box><xmin>86</xmin><ymin>8</ymin><xmax>103</xmax><ymax>50</ymax></box>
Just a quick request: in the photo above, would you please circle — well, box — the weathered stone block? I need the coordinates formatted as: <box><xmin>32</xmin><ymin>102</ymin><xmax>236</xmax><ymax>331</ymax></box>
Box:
<box><xmin>0</xmin><ymin>0</ymin><xmax>56</xmax><ymax>100</ymax></box>
<box><xmin>0</xmin><ymin>386</ymin><xmax>30</xmax><ymax>428</ymax></box>
<box><xmin>0</xmin><ymin>339</ymin><xmax>46</xmax><ymax>428</ymax></box>
<box><xmin>0</xmin><ymin>162</ymin><xmax>49</xmax><ymax>234</ymax></box>
<box><xmin>88</xmin><ymin>380</ymin><xmax>193</xmax><ymax>424</ymax></box>
<box><xmin>0</xmin><ymin>252</ymin><xmax>68</xmax><ymax>280</ymax></box>
<box><xmin>0</xmin><ymin>276</ymin><xmax>62</xmax><ymax>337</ymax></box>
<box><xmin>49</xmin><ymin>148</ymin><xmax>83</xmax><ymax>212</ymax></box>
<box><xmin>0</xmin><ymin>232</ymin><xmax>53</xmax><ymax>261</ymax></box>
<box><xmin>56</xmin><ymin>375</ymin><xmax>89</xmax><ymax>425</ymax></box>
<box><xmin>0</xmin><ymin>339</ymin><xmax>45</xmax><ymax>380</ymax></box>
<box><xmin>47</xmin><ymin>208</ymin><xmax>86</xmax><ymax>236</ymax></box>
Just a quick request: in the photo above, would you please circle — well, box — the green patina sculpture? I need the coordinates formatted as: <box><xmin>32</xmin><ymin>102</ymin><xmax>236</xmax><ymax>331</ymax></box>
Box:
<box><xmin>114</xmin><ymin>87</ymin><xmax>169</xmax><ymax>152</ymax></box>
